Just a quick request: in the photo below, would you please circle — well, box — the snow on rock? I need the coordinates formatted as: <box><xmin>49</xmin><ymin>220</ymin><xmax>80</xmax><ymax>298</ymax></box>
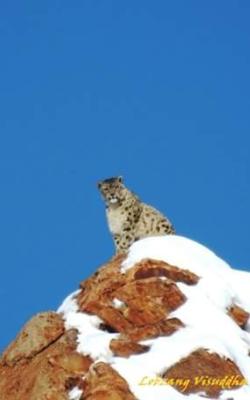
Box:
<box><xmin>65</xmin><ymin>310</ymin><xmax>118</xmax><ymax>361</ymax></box>
<box><xmin>122</xmin><ymin>235</ymin><xmax>231</xmax><ymax>277</ymax></box>
<box><xmin>122</xmin><ymin>236</ymin><xmax>250</xmax><ymax>314</ymax></box>
<box><xmin>58</xmin><ymin>235</ymin><xmax>250</xmax><ymax>400</ymax></box>
<box><xmin>68</xmin><ymin>386</ymin><xmax>83</xmax><ymax>400</ymax></box>
<box><xmin>58</xmin><ymin>289</ymin><xmax>81</xmax><ymax>314</ymax></box>
<box><xmin>112</xmin><ymin>298</ymin><xmax>125</xmax><ymax>309</ymax></box>
<box><xmin>229</xmin><ymin>269</ymin><xmax>250</xmax><ymax>313</ymax></box>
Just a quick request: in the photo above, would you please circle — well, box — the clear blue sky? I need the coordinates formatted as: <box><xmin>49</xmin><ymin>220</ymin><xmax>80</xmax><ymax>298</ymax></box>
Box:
<box><xmin>0</xmin><ymin>1</ymin><xmax>249</xmax><ymax>352</ymax></box>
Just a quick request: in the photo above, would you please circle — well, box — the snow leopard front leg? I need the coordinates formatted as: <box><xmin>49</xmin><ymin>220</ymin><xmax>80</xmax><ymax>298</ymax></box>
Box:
<box><xmin>113</xmin><ymin>225</ymin><xmax>137</xmax><ymax>254</ymax></box>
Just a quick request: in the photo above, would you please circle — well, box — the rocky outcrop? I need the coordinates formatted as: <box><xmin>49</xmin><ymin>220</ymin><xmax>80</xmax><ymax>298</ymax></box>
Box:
<box><xmin>2</xmin><ymin>312</ymin><xmax>64</xmax><ymax>366</ymax></box>
<box><xmin>82</xmin><ymin>362</ymin><xmax>136</xmax><ymax>400</ymax></box>
<box><xmin>228</xmin><ymin>305</ymin><xmax>249</xmax><ymax>328</ymax></box>
<box><xmin>0</xmin><ymin>253</ymin><xmax>249</xmax><ymax>399</ymax></box>
<box><xmin>77</xmin><ymin>256</ymin><xmax>193</xmax><ymax>340</ymax></box>
<box><xmin>163</xmin><ymin>349</ymin><xmax>245</xmax><ymax>397</ymax></box>
<box><xmin>0</xmin><ymin>313</ymin><xmax>92</xmax><ymax>400</ymax></box>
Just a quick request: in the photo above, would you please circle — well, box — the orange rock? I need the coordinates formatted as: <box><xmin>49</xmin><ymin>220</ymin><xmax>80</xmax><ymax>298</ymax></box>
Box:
<box><xmin>127</xmin><ymin>258</ymin><xmax>199</xmax><ymax>285</ymax></box>
<box><xmin>118</xmin><ymin>279</ymin><xmax>185</xmax><ymax>330</ymax></box>
<box><xmin>125</xmin><ymin>318</ymin><xmax>184</xmax><ymax>342</ymax></box>
<box><xmin>0</xmin><ymin>322</ymin><xmax>92</xmax><ymax>400</ymax></box>
<box><xmin>110</xmin><ymin>337</ymin><xmax>150</xmax><ymax>357</ymax></box>
<box><xmin>85</xmin><ymin>302</ymin><xmax>133</xmax><ymax>333</ymax></box>
<box><xmin>78</xmin><ymin>256</ymin><xmax>186</xmax><ymax>338</ymax></box>
<box><xmin>83</xmin><ymin>362</ymin><xmax>136</xmax><ymax>400</ymax></box>
<box><xmin>163</xmin><ymin>348</ymin><xmax>246</xmax><ymax>397</ymax></box>
<box><xmin>115</xmin><ymin>277</ymin><xmax>184</xmax><ymax>302</ymax></box>
<box><xmin>2</xmin><ymin>311</ymin><xmax>64</xmax><ymax>366</ymax></box>
<box><xmin>123</xmin><ymin>298</ymin><xmax>168</xmax><ymax>326</ymax></box>
<box><xmin>78</xmin><ymin>254</ymin><xmax>127</xmax><ymax>310</ymax></box>
<box><xmin>228</xmin><ymin>305</ymin><xmax>249</xmax><ymax>328</ymax></box>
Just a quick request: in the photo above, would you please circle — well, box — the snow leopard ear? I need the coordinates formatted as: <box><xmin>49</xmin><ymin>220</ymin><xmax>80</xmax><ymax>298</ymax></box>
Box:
<box><xmin>117</xmin><ymin>176</ymin><xmax>123</xmax><ymax>183</ymax></box>
<box><xmin>97</xmin><ymin>180</ymin><xmax>103</xmax><ymax>189</ymax></box>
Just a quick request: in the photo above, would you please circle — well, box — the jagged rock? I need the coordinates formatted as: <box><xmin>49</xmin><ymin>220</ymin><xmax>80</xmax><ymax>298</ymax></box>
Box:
<box><xmin>85</xmin><ymin>303</ymin><xmax>133</xmax><ymax>333</ymax></box>
<box><xmin>77</xmin><ymin>255</ymin><xmax>186</xmax><ymax>337</ymax></box>
<box><xmin>0</xmin><ymin>321</ymin><xmax>92</xmax><ymax>400</ymax></box>
<box><xmin>2</xmin><ymin>311</ymin><xmax>64</xmax><ymax>366</ymax></box>
<box><xmin>163</xmin><ymin>348</ymin><xmax>245</xmax><ymax>398</ymax></box>
<box><xmin>125</xmin><ymin>317</ymin><xmax>184</xmax><ymax>342</ymax></box>
<box><xmin>110</xmin><ymin>337</ymin><xmax>150</xmax><ymax>357</ymax></box>
<box><xmin>82</xmin><ymin>362</ymin><xmax>136</xmax><ymax>400</ymax></box>
<box><xmin>115</xmin><ymin>278</ymin><xmax>186</xmax><ymax>315</ymax></box>
<box><xmin>228</xmin><ymin>305</ymin><xmax>249</xmax><ymax>329</ymax></box>
<box><xmin>128</xmin><ymin>258</ymin><xmax>199</xmax><ymax>285</ymax></box>
<box><xmin>78</xmin><ymin>254</ymin><xmax>127</xmax><ymax>308</ymax></box>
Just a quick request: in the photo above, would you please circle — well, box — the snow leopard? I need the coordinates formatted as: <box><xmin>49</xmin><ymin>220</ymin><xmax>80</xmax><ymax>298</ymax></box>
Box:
<box><xmin>97</xmin><ymin>176</ymin><xmax>175</xmax><ymax>253</ymax></box>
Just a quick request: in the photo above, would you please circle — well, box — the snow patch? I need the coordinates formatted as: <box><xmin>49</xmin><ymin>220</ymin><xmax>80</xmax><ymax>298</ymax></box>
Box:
<box><xmin>121</xmin><ymin>236</ymin><xmax>231</xmax><ymax>277</ymax></box>
<box><xmin>112</xmin><ymin>298</ymin><xmax>125</xmax><ymax>309</ymax></box>
<box><xmin>57</xmin><ymin>289</ymin><xmax>81</xmax><ymax>314</ymax></box>
<box><xmin>68</xmin><ymin>386</ymin><xmax>83</xmax><ymax>400</ymax></box>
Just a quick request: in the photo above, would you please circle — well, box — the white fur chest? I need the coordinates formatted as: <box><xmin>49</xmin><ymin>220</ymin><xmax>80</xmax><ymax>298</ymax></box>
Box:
<box><xmin>106</xmin><ymin>207</ymin><xmax>127</xmax><ymax>234</ymax></box>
